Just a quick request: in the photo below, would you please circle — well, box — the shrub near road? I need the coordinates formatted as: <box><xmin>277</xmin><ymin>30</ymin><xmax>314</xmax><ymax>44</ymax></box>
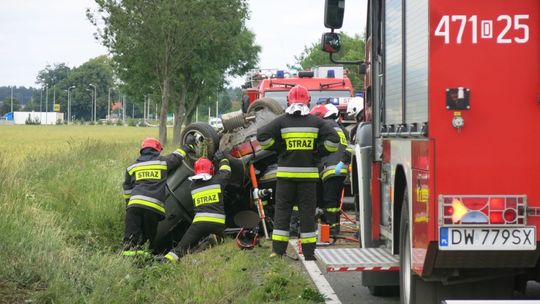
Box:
<box><xmin>0</xmin><ymin>126</ymin><xmax>321</xmax><ymax>303</ymax></box>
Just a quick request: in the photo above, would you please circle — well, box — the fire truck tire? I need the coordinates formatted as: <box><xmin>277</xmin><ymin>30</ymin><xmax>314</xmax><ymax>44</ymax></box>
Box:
<box><xmin>247</xmin><ymin>98</ymin><xmax>284</xmax><ymax>115</ymax></box>
<box><xmin>180</xmin><ymin>122</ymin><xmax>220</xmax><ymax>165</ymax></box>
<box><xmin>399</xmin><ymin>191</ymin><xmax>436</xmax><ymax>304</ymax></box>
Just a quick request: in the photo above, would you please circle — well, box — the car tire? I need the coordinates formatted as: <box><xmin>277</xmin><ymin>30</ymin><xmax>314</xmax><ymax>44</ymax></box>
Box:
<box><xmin>247</xmin><ymin>97</ymin><xmax>284</xmax><ymax>115</ymax></box>
<box><xmin>180</xmin><ymin>122</ymin><xmax>220</xmax><ymax>165</ymax></box>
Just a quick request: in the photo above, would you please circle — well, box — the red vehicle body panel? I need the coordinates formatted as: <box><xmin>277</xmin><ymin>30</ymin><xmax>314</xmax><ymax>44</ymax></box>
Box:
<box><xmin>402</xmin><ymin>0</ymin><xmax>540</xmax><ymax>274</ymax></box>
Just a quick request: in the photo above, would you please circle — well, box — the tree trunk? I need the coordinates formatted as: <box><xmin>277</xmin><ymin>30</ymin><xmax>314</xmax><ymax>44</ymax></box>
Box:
<box><xmin>159</xmin><ymin>77</ymin><xmax>170</xmax><ymax>145</ymax></box>
<box><xmin>173</xmin><ymin>85</ymin><xmax>187</xmax><ymax>146</ymax></box>
<box><xmin>184</xmin><ymin>93</ymin><xmax>199</xmax><ymax>125</ymax></box>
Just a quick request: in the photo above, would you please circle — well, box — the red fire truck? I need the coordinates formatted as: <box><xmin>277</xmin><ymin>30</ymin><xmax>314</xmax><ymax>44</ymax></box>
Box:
<box><xmin>317</xmin><ymin>0</ymin><xmax>540</xmax><ymax>303</ymax></box>
<box><xmin>241</xmin><ymin>67</ymin><xmax>354</xmax><ymax>116</ymax></box>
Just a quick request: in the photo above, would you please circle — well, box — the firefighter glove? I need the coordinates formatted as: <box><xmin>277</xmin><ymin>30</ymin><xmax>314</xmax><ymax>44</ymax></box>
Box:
<box><xmin>335</xmin><ymin>161</ymin><xmax>345</xmax><ymax>175</ymax></box>
<box><xmin>213</xmin><ymin>150</ymin><xmax>224</xmax><ymax>163</ymax></box>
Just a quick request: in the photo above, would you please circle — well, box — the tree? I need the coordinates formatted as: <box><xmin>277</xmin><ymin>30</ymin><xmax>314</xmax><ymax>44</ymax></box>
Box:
<box><xmin>33</xmin><ymin>56</ymin><xmax>116</xmax><ymax>121</ymax></box>
<box><xmin>90</xmin><ymin>0</ymin><xmax>259</xmax><ymax>145</ymax></box>
<box><xmin>0</xmin><ymin>96</ymin><xmax>21</xmax><ymax>115</ymax></box>
<box><xmin>290</xmin><ymin>32</ymin><xmax>365</xmax><ymax>91</ymax></box>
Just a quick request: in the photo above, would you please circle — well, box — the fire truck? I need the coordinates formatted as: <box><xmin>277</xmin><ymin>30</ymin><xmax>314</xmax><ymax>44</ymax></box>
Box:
<box><xmin>316</xmin><ymin>0</ymin><xmax>540</xmax><ymax>303</ymax></box>
<box><xmin>240</xmin><ymin>67</ymin><xmax>355</xmax><ymax>117</ymax></box>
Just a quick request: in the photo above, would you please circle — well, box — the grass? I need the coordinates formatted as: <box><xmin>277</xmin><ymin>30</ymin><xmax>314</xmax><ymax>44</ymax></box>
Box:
<box><xmin>0</xmin><ymin>125</ymin><xmax>323</xmax><ymax>303</ymax></box>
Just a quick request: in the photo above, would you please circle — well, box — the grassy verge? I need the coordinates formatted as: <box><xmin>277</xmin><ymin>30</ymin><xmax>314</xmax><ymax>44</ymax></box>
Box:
<box><xmin>0</xmin><ymin>125</ymin><xmax>323</xmax><ymax>303</ymax></box>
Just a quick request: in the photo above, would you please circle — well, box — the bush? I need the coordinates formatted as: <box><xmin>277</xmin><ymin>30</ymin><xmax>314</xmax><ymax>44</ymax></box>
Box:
<box><xmin>127</xmin><ymin>119</ymin><xmax>138</xmax><ymax>127</ymax></box>
<box><xmin>25</xmin><ymin>115</ymin><xmax>41</xmax><ymax>125</ymax></box>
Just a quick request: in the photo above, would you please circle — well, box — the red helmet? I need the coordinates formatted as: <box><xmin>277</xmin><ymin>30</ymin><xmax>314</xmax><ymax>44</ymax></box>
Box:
<box><xmin>141</xmin><ymin>138</ymin><xmax>163</xmax><ymax>152</ymax></box>
<box><xmin>236</xmin><ymin>228</ymin><xmax>258</xmax><ymax>250</ymax></box>
<box><xmin>309</xmin><ymin>104</ymin><xmax>328</xmax><ymax>119</ymax></box>
<box><xmin>194</xmin><ymin>157</ymin><xmax>214</xmax><ymax>176</ymax></box>
<box><xmin>287</xmin><ymin>85</ymin><xmax>311</xmax><ymax>106</ymax></box>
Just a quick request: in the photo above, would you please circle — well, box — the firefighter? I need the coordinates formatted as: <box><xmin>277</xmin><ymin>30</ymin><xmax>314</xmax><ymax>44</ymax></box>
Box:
<box><xmin>122</xmin><ymin>136</ymin><xmax>195</xmax><ymax>256</ymax></box>
<box><xmin>257</xmin><ymin>85</ymin><xmax>340</xmax><ymax>260</ymax></box>
<box><xmin>310</xmin><ymin>104</ymin><xmax>352</xmax><ymax>237</ymax></box>
<box><xmin>163</xmin><ymin>151</ymin><xmax>231</xmax><ymax>262</ymax></box>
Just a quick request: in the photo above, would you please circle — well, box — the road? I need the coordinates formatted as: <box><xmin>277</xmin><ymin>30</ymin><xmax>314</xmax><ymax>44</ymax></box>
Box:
<box><xmin>323</xmin><ymin>271</ymin><xmax>398</xmax><ymax>304</ymax></box>
<box><xmin>321</xmin><ymin>267</ymin><xmax>540</xmax><ymax>303</ymax></box>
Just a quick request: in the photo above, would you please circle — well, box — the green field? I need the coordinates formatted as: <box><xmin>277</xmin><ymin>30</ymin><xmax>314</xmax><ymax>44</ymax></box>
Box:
<box><xmin>0</xmin><ymin>125</ymin><xmax>321</xmax><ymax>303</ymax></box>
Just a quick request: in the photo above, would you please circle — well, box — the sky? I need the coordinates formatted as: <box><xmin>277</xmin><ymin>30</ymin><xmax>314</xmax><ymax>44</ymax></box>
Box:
<box><xmin>0</xmin><ymin>0</ymin><xmax>367</xmax><ymax>88</ymax></box>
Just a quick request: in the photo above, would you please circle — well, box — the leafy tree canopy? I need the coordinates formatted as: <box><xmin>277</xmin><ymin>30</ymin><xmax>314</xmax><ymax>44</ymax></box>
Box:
<box><xmin>290</xmin><ymin>32</ymin><xmax>365</xmax><ymax>91</ymax></box>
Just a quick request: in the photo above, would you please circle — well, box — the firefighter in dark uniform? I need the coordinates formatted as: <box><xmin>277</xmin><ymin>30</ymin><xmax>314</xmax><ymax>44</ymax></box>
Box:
<box><xmin>256</xmin><ymin>85</ymin><xmax>340</xmax><ymax>260</ymax></box>
<box><xmin>310</xmin><ymin>104</ymin><xmax>352</xmax><ymax>237</ymax></box>
<box><xmin>122</xmin><ymin>136</ymin><xmax>195</xmax><ymax>256</ymax></box>
<box><xmin>164</xmin><ymin>152</ymin><xmax>231</xmax><ymax>262</ymax></box>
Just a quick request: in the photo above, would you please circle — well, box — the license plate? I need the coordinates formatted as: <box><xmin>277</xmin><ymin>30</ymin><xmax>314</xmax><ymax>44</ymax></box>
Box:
<box><xmin>439</xmin><ymin>226</ymin><xmax>536</xmax><ymax>251</ymax></box>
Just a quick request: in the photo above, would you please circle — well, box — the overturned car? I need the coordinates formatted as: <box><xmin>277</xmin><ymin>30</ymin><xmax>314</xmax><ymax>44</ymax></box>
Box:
<box><xmin>153</xmin><ymin>98</ymin><xmax>283</xmax><ymax>252</ymax></box>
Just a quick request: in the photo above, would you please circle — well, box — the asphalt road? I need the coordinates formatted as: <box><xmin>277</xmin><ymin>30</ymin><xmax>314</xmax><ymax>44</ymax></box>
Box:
<box><xmin>322</xmin><ymin>269</ymin><xmax>540</xmax><ymax>303</ymax></box>
<box><xmin>323</xmin><ymin>271</ymin><xmax>399</xmax><ymax>304</ymax></box>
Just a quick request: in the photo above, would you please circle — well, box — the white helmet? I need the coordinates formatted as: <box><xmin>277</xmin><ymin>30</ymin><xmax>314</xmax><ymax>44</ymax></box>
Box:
<box><xmin>346</xmin><ymin>97</ymin><xmax>364</xmax><ymax>117</ymax></box>
<box><xmin>323</xmin><ymin>104</ymin><xmax>339</xmax><ymax>119</ymax></box>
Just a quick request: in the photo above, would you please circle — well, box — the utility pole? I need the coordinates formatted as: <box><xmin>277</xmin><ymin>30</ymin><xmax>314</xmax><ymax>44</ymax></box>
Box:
<box><xmin>10</xmin><ymin>86</ymin><xmax>13</xmax><ymax>113</ymax></box>
<box><xmin>143</xmin><ymin>100</ymin><xmax>146</xmax><ymax>121</ymax></box>
<box><xmin>216</xmin><ymin>100</ymin><xmax>218</xmax><ymax>118</ymax></box>
<box><xmin>45</xmin><ymin>86</ymin><xmax>49</xmax><ymax>124</ymax></box>
<box><xmin>196</xmin><ymin>106</ymin><xmax>199</xmax><ymax>122</ymax></box>
<box><xmin>39</xmin><ymin>89</ymin><xmax>42</xmax><ymax>114</ymax></box>
<box><xmin>108</xmin><ymin>88</ymin><xmax>111</xmax><ymax>121</ymax></box>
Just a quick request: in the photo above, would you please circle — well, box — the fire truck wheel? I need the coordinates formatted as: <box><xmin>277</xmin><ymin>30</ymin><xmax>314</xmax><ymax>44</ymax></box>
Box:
<box><xmin>399</xmin><ymin>190</ymin><xmax>436</xmax><ymax>304</ymax></box>
<box><xmin>181</xmin><ymin>122</ymin><xmax>220</xmax><ymax>165</ymax></box>
<box><xmin>247</xmin><ymin>98</ymin><xmax>284</xmax><ymax>115</ymax></box>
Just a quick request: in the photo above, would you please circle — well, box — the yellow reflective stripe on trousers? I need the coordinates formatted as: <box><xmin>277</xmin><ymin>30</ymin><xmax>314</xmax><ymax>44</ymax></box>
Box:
<box><xmin>219</xmin><ymin>164</ymin><xmax>231</xmax><ymax>171</ymax></box>
<box><xmin>122</xmin><ymin>250</ymin><xmax>150</xmax><ymax>257</ymax></box>
<box><xmin>128</xmin><ymin>199</ymin><xmax>165</xmax><ymax>213</ymax></box>
<box><xmin>326</xmin><ymin>207</ymin><xmax>341</xmax><ymax>213</ymax></box>
<box><xmin>276</xmin><ymin>166</ymin><xmax>319</xmax><ymax>179</ymax></box>
<box><xmin>272</xmin><ymin>229</ymin><xmax>290</xmax><ymax>242</ymax></box>
<box><xmin>300</xmin><ymin>232</ymin><xmax>317</xmax><ymax>244</ymax></box>
<box><xmin>272</xmin><ymin>234</ymin><xmax>289</xmax><ymax>242</ymax></box>
<box><xmin>165</xmin><ymin>252</ymin><xmax>179</xmax><ymax>262</ymax></box>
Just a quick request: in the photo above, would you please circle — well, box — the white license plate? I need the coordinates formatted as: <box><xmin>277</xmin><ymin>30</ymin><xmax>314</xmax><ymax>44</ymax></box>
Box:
<box><xmin>439</xmin><ymin>226</ymin><xmax>536</xmax><ymax>250</ymax></box>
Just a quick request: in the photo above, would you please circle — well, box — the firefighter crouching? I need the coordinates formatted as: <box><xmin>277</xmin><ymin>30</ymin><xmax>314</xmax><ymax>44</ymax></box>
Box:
<box><xmin>256</xmin><ymin>85</ymin><xmax>340</xmax><ymax>260</ymax></box>
<box><xmin>122</xmin><ymin>136</ymin><xmax>195</xmax><ymax>256</ymax></box>
<box><xmin>164</xmin><ymin>151</ymin><xmax>231</xmax><ymax>262</ymax></box>
<box><xmin>310</xmin><ymin>104</ymin><xmax>352</xmax><ymax>237</ymax></box>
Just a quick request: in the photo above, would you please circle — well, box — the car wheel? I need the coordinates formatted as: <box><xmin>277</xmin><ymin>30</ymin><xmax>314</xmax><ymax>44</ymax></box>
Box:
<box><xmin>247</xmin><ymin>97</ymin><xmax>284</xmax><ymax>115</ymax></box>
<box><xmin>180</xmin><ymin>122</ymin><xmax>220</xmax><ymax>165</ymax></box>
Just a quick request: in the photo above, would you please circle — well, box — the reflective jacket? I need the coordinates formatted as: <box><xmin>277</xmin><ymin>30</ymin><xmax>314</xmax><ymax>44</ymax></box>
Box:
<box><xmin>191</xmin><ymin>158</ymin><xmax>231</xmax><ymax>225</ymax></box>
<box><xmin>256</xmin><ymin>113</ymin><xmax>340</xmax><ymax>181</ymax></box>
<box><xmin>123</xmin><ymin>146</ymin><xmax>190</xmax><ymax>216</ymax></box>
<box><xmin>319</xmin><ymin>119</ymin><xmax>353</xmax><ymax>181</ymax></box>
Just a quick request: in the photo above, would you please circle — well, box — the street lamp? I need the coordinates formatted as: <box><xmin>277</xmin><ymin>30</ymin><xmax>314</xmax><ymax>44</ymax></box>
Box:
<box><xmin>45</xmin><ymin>86</ymin><xmax>49</xmax><ymax>124</ymax></box>
<box><xmin>108</xmin><ymin>87</ymin><xmax>112</xmax><ymax>121</ymax></box>
<box><xmin>66</xmin><ymin>86</ymin><xmax>76</xmax><ymax>124</ymax></box>
<box><xmin>88</xmin><ymin>84</ymin><xmax>97</xmax><ymax>123</ymax></box>
<box><xmin>86</xmin><ymin>88</ymin><xmax>94</xmax><ymax>123</ymax></box>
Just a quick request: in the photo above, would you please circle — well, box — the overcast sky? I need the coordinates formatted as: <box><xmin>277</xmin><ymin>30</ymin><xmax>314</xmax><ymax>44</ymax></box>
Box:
<box><xmin>0</xmin><ymin>0</ymin><xmax>366</xmax><ymax>88</ymax></box>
